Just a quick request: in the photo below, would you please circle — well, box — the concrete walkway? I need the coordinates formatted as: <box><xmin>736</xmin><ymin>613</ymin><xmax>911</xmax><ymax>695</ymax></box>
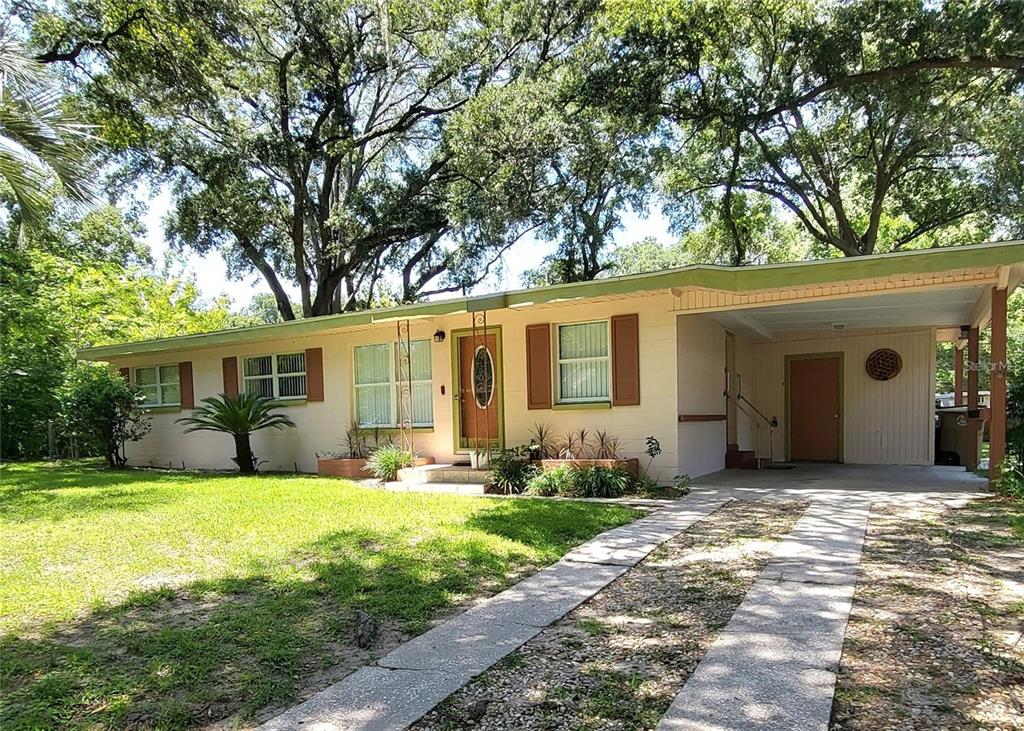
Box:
<box><xmin>259</xmin><ymin>496</ymin><xmax>729</xmax><ymax>731</ymax></box>
<box><xmin>657</xmin><ymin>500</ymin><xmax>870</xmax><ymax>731</ymax></box>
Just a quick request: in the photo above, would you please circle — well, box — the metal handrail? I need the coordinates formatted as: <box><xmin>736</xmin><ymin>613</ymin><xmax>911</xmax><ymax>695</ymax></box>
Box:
<box><xmin>738</xmin><ymin>393</ymin><xmax>774</xmax><ymax>428</ymax></box>
<box><xmin>722</xmin><ymin>388</ymin><xmax>764</xmax><ymax>468</ymax></box>
<box><xmin>724</xmin><ymin>371</ymin><xmax>778</xmax><ymax>465</ymax></box>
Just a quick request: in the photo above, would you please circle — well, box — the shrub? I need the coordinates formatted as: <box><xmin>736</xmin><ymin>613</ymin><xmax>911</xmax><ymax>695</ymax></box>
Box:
<box><xmin>61</xmin><ymin>363</ymin><xmax>151</xmax><ymax>468</ymax></box>
<box><xmin>1008</xmin><ymin>378</ymin><xmax>1024</xmax><ymax>473</ymax></box>
<box><xmin>364</xmin><ymin>443</ymin><xmax>413</xmax><ymax>481</ymax></box>
<box><xmin>526</xmin><ymin>466</ymin><xmax>574</xmax><ymax>496</ymax></box>
<box><xmin>526</xmin><ymin>465</ymin><xmax>628</xmax><ymax>498</ymax></box>
<box><xmin>995</xmin><ymin>464</ymin><xmax>1024</xmax><ymax>499</ymax></box>
<box><xmin>572</xmin><ymin>465</ymin><xmax>629</xmax><ymax>498</ymax></box>
<box><xmin>488</xmin><ymin>449</ymin><xmax>537</xmax><ymax>494</ymax></box>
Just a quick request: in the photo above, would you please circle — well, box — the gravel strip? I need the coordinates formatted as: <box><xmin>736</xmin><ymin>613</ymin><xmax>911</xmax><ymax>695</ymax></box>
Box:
<box><xmin>413</xmin><ymin>499</ymin><xmax>807</xmax><ymax>731</ymax></box>
<box><xmin>830</xmin><ymin>497</ymin><xmax>1024</xmax><ymax>731</ymax></box>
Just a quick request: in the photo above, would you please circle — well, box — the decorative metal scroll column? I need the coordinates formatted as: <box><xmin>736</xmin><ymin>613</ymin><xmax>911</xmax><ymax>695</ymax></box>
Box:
<box><xmin>396</xmin><ymin>319</ymin><xmax>414</xmax><ymax>455</ymax></box>
<box><xmin>471</xmin><ymin>310</ymin><xmax>492</xmax><ymax>460</ymax></box>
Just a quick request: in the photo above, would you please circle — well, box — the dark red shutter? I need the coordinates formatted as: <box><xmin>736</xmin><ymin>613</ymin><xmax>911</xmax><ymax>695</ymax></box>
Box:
<box><xmin>305</xmin><ymin>348</ymin><xmax>324</xmax><ymax>401</ymax></box>
<box><xmin>525</xmin><ymin>323</ymin><xmax>552</xmax><ymax>410</ymax></box>
<box><xmin>179</xmin><ymin>361</ymin><xmax>194</xmax><ymax>408</ymax></box>
<box><xmin>118</xmin><ymin>367</ymin><xmax>131</xmax><ymax>383</ymax></box>
<box><xmin>611</xmin><ymin>314</ymin><xmax>640</xmax><ymax>406</ymax></box>
<box><xmin>222</xmin><ymin>357</ymin><xmax>239</xmax><ymax>398</ymax></box>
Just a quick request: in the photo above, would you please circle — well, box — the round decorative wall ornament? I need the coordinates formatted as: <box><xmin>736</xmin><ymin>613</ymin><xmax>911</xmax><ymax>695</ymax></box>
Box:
<box><xmin>865</xmin><ymin>348</ymin><xmax>902</xmax><ymax>381</ymax></box>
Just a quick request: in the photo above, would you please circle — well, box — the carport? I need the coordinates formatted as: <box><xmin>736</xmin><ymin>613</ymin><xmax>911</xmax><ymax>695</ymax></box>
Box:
<box><xmin>679</xmin><ymin>247</ymin><xmax>1021</xmax><ymax>479</ymax></box>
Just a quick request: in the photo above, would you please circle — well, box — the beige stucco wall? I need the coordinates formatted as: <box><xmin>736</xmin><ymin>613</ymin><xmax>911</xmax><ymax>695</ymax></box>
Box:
<box><xmin>749</xmin><ymin>328</ymin><xmax>936</xmax><ymax>465</ymax></box>
<box><xmin>673</xmin><ymin>314</ymin><xmax>758</xmax><ymax>478</ymax></box>
<box><xmin>110</xmin><ymin>292</ymin><xmax>683</xmax><ymax>481</ymax></box>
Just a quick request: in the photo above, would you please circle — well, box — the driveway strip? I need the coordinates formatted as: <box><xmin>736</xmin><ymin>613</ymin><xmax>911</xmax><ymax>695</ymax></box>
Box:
<box><xmin>259</xmin><ymin>496</ymin><xmax>730</xmax><ymax>731</ymax></box>
<box><xmin>657</xmin><ymin>500</ymin><xmax>870</xmax><ymax>731</ymax></box>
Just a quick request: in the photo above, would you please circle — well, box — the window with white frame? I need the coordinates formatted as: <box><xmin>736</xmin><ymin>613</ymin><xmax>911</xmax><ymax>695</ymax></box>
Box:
<box><xmin>353</xmin><ymin>340</ymin><xmax>432</xmax><ymax>427</ymax></box>
<box><xmin>135</xmin><ymin>365</ymin><xmax>181</xmax><ymax>407</ymax></box>
<box><xmin>243</xmin><ymin>352</ymin><xmax>307</xmax><ymax>399</ymax></box>
<box><xmin>556</xmin><ymin>320</ymin><xmax>610</xmax><ymax>403</ymax></box>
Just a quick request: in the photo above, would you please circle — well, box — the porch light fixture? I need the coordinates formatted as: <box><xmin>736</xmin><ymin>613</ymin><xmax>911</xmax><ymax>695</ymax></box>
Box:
<box><xmin>433</xmin><ymin>330</ymin><xmax>446</xmax><ymax>343</ymax></box>
<box><xmin>959</xmin><ymin>325</ymin><xmax>970</xmax><ymax>340</ymax></box>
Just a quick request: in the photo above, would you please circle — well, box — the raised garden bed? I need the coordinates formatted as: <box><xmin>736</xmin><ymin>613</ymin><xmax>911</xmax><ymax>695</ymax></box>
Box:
<box><xmin>536</xmin><ymin>458</ymin><xmax>639</xmax><ymax>478</ymax></box>
<box><xmin>318</xmin><ymin>456</ymin><xmax>435</xmax><ymax>478</ymax></box>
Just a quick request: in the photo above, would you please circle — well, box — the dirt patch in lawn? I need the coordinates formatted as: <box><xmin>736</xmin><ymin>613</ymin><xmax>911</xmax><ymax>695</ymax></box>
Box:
<box><xmin>412</xmin><ymin>499</ymin><xmax>807</xmax><ymax>731</ymax></box>
<box><xmin>830</xmin><ymin>497</ymin><xmax>1024</xmax><ymax>731</ymax></box>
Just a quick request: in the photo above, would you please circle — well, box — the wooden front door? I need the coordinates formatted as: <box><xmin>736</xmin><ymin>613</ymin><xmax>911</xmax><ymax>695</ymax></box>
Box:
<box><xmin>788</xmin><ymin>355</ymin><xmax>841</xmax><ymax>462</ymax></box>
<box><xmin>457</xmin><ymin>333</ymin><xmax>500</xmax><ymax>447</ymax></box>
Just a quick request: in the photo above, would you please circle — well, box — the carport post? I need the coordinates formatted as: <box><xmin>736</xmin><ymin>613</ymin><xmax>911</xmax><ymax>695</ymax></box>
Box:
<box><xmin>989</xmin><ymin>287</ymin><xmax>1008</xmax><ymax>481</ymax></box>
<box><xmin>954</xmin><ymin>346</ymin><xmax>964</xmax><ymax>406</ymax></box>
<box><xmin>968</xmin><ymin>327</ymin><xmax>979</xmax><ymax>414</ymax></box>
<box><xmin>966</xmin><ymin>326</ymin><xmax>981</xmax><ymax>471</ymax></box>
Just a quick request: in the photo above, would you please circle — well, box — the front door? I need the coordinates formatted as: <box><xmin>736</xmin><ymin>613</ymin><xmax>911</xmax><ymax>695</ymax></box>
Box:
<box><xmin>788</xmin><ymin>355</ymin><xmax>841</xmax><ymax>461</ymax></box>
<box><xmin>457</xmin><ymin>333</ymin><xmax>501</xmax><ymax>449</ymax></box>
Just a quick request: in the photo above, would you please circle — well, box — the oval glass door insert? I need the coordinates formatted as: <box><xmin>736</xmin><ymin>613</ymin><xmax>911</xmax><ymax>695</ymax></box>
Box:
<box><xmin>472</xmin><ymin>345</ymin><xmax>495</xmax><ymax>408</ymax></box>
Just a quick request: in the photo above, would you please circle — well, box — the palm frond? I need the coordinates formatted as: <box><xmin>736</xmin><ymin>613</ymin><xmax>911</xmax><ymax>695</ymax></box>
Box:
<box><xmin>177</xmin><ymin>393</ymin><xmax>297</xmax><ymax>436</ymax></box>
<box><xmin>0</xmin><ymin>38</ymin><xmax>96</xmax><ymax>222</ymax></box>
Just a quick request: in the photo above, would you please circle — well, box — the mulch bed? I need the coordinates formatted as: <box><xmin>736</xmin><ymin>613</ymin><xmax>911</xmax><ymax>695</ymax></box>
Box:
<box><xmin>830</xmin><ymin>497</ymin><xmax>1024</xmax><ymax>731</ymax></box>
<box><xmin>413</xmin><ymin>499</ymin><xmax>807</xmax><ymax>731</ymax></box>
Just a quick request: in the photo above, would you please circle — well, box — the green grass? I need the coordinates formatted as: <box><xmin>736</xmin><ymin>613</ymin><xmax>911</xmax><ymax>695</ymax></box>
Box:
<box><xmin>0</xmin><ymin>462</ymin><xmax>639</xmax><ymax>729</ymax></box>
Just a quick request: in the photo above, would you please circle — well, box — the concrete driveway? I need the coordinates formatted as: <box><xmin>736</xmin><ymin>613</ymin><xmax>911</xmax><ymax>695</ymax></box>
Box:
<box><xmin>693</xmin><ymin>463</ymin><xmax>987</xmax><ymax>505</ymax></box>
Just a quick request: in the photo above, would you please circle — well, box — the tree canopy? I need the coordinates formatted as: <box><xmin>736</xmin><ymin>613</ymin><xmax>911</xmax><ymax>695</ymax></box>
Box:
<box><xmin>25</xmin><ymin>0</ymin><xmax>596</xmax><ymax>318</ymax></box>
<box><xmin>591</xmin><ymin>0</ymin><xmax>1024</xmax><ymax>262</ymax></box>
<box><xmin>9</xmin><ymin>0</ymin><xmax>1024</xmax><ymax>297</ymax></box>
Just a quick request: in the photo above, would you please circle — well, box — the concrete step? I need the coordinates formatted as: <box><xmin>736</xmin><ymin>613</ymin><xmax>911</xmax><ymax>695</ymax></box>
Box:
<box><xmin>382</xmin><ymin>481</ymin><xmax>487</xmax><ymax>495</ymax></box>
<box><xmin>397</xmin><ymin>463</ymin><xmax>490</xmax><ymax>485</ymax></box>
<box><xmin>725</xmin><ymin>450</ymin><xmax>759</xmax><ymax>469</ymax></box>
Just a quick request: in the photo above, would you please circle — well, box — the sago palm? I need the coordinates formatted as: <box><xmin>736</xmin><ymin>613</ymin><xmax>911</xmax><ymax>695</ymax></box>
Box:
<box><xmin>0</xmin><ymin>38</ymin><xmax>94</xmax><ymax>224</ymax></box>
<box><xmin>177</xmin><ymin>393</ymin><xmax>296</xmax><ymax>474</ymax></box>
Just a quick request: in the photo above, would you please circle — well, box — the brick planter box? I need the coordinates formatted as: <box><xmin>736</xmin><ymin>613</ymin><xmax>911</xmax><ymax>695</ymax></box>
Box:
<box><xmin>536</xmin><ymin>458</ymin><xmax>639</xmax><ymax>478</ymax></box>
<box><xmin>317</xmin><ymin>458</ymin><xmax>368</xmax><ymax>478</ymax></box>
<box><xmin>318</xmin><ymin>456</ymin><xmax>436</xmax><ymax>479</ymax></box>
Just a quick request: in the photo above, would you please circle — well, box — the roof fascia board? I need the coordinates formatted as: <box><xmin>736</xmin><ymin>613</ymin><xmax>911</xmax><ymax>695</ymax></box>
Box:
<box><xmin>79</xmin><ymin>241</ymin><xmax>1024</xmax><ymax>360</ymax></box>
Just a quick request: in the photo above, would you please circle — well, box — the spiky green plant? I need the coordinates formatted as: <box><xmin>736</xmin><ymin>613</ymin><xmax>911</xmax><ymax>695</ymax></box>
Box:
<box><xmin>529</xmin><ymin>422</ymin><xmax>555</xmax><ymax>458</ymax></box>
<box><xmin>363</xmin><ymin>443</ymin><xmax>413</xmax><ymax>481</ymax></box>
<box><xmin>177</xmin><ymin>393</ymin><xmax>296</xmax><ymax>473</ymax></box>
<box><xmin>0</xmin><ymin>39</ymin><xmax>94</xmax><ymax>225</ymax></box>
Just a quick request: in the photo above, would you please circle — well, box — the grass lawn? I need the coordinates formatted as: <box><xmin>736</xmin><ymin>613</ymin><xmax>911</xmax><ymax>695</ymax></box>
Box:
<box><xmin>0</xmin><ymin>462</ymin><xmax>639</xmax><ymax>729</ymax></box>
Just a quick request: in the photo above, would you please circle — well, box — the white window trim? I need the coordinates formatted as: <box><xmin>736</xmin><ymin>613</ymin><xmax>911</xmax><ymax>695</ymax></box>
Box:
<box><xmin>555</xmin><ymin>319</ymin><xmax>612</xmax><ymax>404</ymax></box>
<box><xmin>135</xmin><ymin>365</ymin><xmax>181</xmax><ymax>407</ymax></box>
<box><xmin>242</xmin><ymin>352</ymin><xmax>307</xmax><ymax>400</ymax></box>
<box><xmin>353</xmin><ymin>340</ymin><xmax>433</xmax><ymax>428</ymax></box>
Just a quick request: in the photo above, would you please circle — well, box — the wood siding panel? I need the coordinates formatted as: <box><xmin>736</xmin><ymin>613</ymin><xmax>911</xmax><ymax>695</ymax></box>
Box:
<box><xmin>305</xmin><ymin>347</ymin><xmax>324</xmax><ymax>402</ymax></box>
<box><xmin>750</xmin><ymin>329</ymin><xmax>934</xmax><ymax>465</ymax></box>
<box><xmin>178</xmin><ymin>361</ymin><xmax>194</xmax><ymax>409</ymax></box>
<box><xmin>222</xmin><ymin>357</ymin><xmax>239</xmax><ymax>398</ymax></box>
<box><xmin>611</xmin><ymin>314</ymin><xmax>640</xmax><ymax>406</ymax></box>
<box><xmin>525</xmin><ymin>323</ymin><xmax>552</xmax><ymax>410</ymax></box>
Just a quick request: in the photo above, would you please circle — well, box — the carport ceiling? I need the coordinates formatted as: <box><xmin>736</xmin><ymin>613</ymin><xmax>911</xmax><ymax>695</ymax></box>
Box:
<box><xmin>707</xmin><ymin>285</ymin><xmax>986</xmax><ymax>340</ymax></box>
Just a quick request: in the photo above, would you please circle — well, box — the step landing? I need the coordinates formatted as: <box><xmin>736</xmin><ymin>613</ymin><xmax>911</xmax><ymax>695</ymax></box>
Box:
<box><xmin>397</xmin><ymin>463</ymin><xmax>491</xmax><ymax>485</ymax></box>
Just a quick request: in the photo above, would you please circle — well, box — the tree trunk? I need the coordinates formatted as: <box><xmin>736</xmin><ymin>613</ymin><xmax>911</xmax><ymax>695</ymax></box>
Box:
<box><xmin>233</xmin><ymin>433</ymin><xmax>257</xmax><ymax>474</ymax></box>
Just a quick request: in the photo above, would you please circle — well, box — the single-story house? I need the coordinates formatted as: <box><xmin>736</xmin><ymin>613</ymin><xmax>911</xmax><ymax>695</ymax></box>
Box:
<box><xmin>79</xmin><ymin>241</ymin><xmax>1023</xmax><ymax>482</ymax></box>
